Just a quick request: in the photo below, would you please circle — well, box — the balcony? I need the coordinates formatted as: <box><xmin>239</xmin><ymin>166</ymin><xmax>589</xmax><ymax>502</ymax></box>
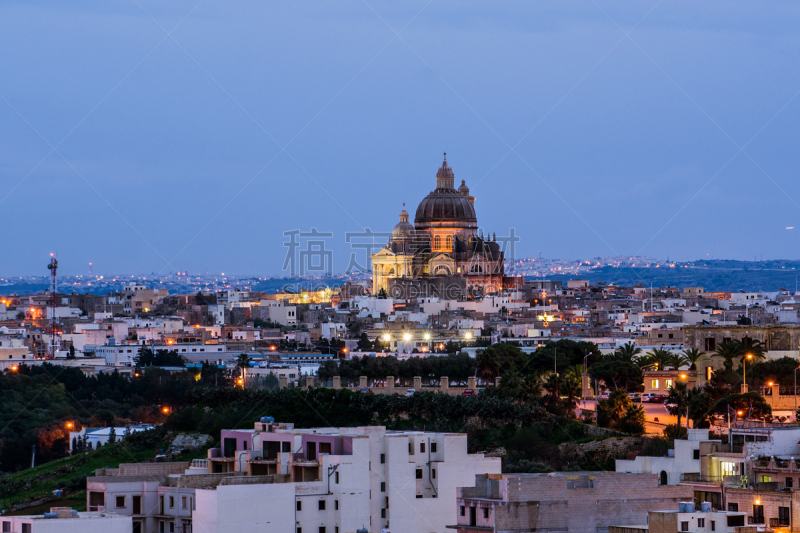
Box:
<box><xmin>748</xmin><ymin>516</ymin><xmax>765</xmax><ymax>525</ymax></box>
<box><xmin>751</xmin><ymin>457</ymin><xmax>800</xmax><ymax>473</ymax></box>
<box><xmin>680</xmin><ymin>474</ymin><xmax>724</xmax><ymax>484</ymax></box>
<box><xmin>770</xmin><ymin>518</ymin><xmax>791</xmax><ymax>528</ymax></box>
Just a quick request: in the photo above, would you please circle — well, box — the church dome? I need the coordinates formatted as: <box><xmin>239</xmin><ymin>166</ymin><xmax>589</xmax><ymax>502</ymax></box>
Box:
<box><xmin>392</xmin><ymin>204</ymin><xmax>415</xmax><ymax>241</ymax></box>
<box><xmin>415</xmin><ymin>155</ymin><xmax>477</xmax><ymax>227</ymax></box>
<box><xmin>458</xmin><ymin>179</ymin><xmax>469</xmax><ymax>195</ymax></box>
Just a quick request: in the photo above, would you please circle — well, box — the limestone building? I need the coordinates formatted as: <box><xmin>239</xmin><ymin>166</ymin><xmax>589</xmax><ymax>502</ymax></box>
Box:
<box><xmin>371</xmin><ymin>154</ymin><xmax>505</xmax><ymax>296</ymax></box>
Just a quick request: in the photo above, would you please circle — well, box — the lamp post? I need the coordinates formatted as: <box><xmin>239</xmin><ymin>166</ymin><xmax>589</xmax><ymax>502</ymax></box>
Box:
<box><xmin>583</xmin><ymin>351</ymin><xmax>590</xmax><ymax>408</ymax></box>
<box><xmin>680</xmin><ymin>373</ymin><xmax>689</xmax><ymax>431</ymax></box>
<box><xmin>742</xmin><ymin>353</ymin><xmax>753</xmax><ymax>393</ymax></box>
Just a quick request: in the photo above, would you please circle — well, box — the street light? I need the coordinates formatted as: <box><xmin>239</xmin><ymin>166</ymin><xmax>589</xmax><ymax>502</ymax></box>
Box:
<box><xmin>743</xmin><ymin>354</ymin><xmax>753</xmax><ymax>392</ymax></box>
<box><xmin>65</xmin><ymin>421</ymin><xmax>73</xmax><ymax>429</ymax></box>
<box><xmin>403</xmin><ymin>333</ymin><xmax>412</xmax><ymax>341</ymax></box>
<box><xmin>423</xmin><ymin>333</ymin><xmax>431</xmax><ymax>341</ymax></box>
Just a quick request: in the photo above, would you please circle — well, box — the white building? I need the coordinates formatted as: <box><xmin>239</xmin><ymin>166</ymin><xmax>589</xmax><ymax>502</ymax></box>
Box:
<box><xmin>69</xmin><ymin>425</ymin><xmax>156</xmax><ymax>452</ymax></box>
<box><xmin>616</xmin><ymin>429</ymin><xmax>713</xmax><ymax>486</ymax></box>
<box><xmin>0</xmin><ymin>507</ymin><xmax>131</xmax><ymax>533</ymax></box>
<box><xmin>197</xmin><ymin>422</ymin><xmax>500</xmax><ymax>533</ymax></box>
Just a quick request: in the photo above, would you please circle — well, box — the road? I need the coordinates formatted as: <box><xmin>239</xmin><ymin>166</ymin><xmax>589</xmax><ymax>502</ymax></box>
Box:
<box><xmin>577</xmin><ymin>399</ymin><xmax>678</xmax><ymax>435</ymax></box>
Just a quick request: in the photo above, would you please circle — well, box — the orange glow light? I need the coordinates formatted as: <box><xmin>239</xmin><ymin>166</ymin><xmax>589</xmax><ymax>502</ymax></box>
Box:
<box><xmin>162</xmin><ymin>407</ymin><xmax>170</xmax><ymax>414</ymax></box>
<box><xmin>270</xmin><ymin>345</ymin><xmax>276</xmax><ymax>351</ymax></box>
<box><xmin>66</xmin><ymin>421</ymin><xmax>73</xmax><ymax>429</ymax></box>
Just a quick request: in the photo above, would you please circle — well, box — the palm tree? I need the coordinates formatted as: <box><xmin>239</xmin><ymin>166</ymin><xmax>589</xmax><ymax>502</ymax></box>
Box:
<box><xmin>520</xmin><ymin>373</ymin><xmax>543</xmax><ymax>401</ymax></box>
<box><xmin>499</xmin><ymin>368</ymin><xmax>522</xmax><ymax>391</ymax></box>
<box><xmin>477</xmin><ymin>350</ymin><xmax>502</xmax><ymax>383</ymax></box>
<box><xmin>667</xmin><ymin>352</ymin><xmax>690</xmax><ymax>371</ymax></box>
<box><xmin>714</xmin><ymin>341</ymin><xmax>741</xmax><ymax>372</ymax></box>
<box><xmin>738</xmin><ymin>337</ymin><xmax>765</xmax><ymax>368</ymax></box>
<box><xmin>543</xmin><ymin>372</ymin><xmax>564</xmax><ymax>402</ymax></box>
<box><xmin>667</xmin><ymin>382</ymin><xmax>689</xmax><ymax>431</ymax></box>
<box><xmin>562</xmin><ymin>375</ymin><xmax>582</xmax><ymax>405</ymax></box>
<box><xmin>643</xmin><ymin>348</ymin><xmax>672</xmax><ymax>370</ymax></box>
<box><xmin>614</xmin><ymin>343</ymin><xmax>642</xmax><ymax>364</ymax></box>
<box><xmin>682</xmin><ymin>348</ymin><xmax>708</xmax><ymax>371</ymax></box>
<box><xmin>605</xmin><ymin>389</ymin><xmax>631</xmax><ymax>419</ymax></box>
<box><xmin>565</xmin><ymin>364</ymin><xmax>584</xmax><ymax>383</ymax></box>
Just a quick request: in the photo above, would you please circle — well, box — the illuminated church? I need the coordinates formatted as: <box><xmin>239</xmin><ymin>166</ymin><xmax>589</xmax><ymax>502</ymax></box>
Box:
<box><xmin>370</xmin><ymin>154</ymin><xmax>505</xmax><ymax>296</ymax></box>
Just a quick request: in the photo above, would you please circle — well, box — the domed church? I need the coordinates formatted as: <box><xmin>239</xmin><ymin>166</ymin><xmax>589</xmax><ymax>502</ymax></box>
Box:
<box><xmin>370</xmin><ymin>154</ymin><xmax>505</xmax><ymax>296</ymax></box>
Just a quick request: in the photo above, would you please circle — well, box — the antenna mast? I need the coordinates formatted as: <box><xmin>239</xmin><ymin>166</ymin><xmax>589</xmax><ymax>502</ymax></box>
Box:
<box><xmin>47</xmin><ymin>255</ymin><xmax>58</xmax><ymax>358</ymax></box>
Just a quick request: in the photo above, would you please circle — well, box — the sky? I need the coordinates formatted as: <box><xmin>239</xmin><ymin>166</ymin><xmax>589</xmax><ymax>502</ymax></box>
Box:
<box><xmin>2</xmin><ymin>1</ymin><xmax>800</xmax><ymax>277</ymax></box>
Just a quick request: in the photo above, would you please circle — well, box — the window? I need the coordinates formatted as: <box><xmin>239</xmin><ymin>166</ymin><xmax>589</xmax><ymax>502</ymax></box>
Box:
<box><xmin>432</xmin><ymin>469</ymin><xmax>436</xmax><ymax>479</ymax></box>
<box><xmin>409</xmin><ymin>443</ymin><xmax>414</xmax><ymax>454</ymax></box>
<box><xmin>297</xmin><ymin>529</ymin><xmax>302</xmax><ymax>533</ymax></box>
<box><xmin>650</xmin><ymin>379</ymin><xmax>659</xmax><ymax>390</ymax></box>
<box><xmin>2</xmin><ymin>522</ymin><xmax>10</xmax><ymax>533</ymax></box>
<box><xmin>779</xmin><ymin>506</ymin><xmax>790</xmax><ymax>525</ymax></box>
<box><xmin>169</xmin><ymin>496</ymin><xmax>175</xmax><ymax>508</ymax></box>
<box><xmin>385</xmin><ymin>497</ymin><xmax>389</xmax><ymax>508</ymax></box>
<box><xmin>431</xmin><ymin>442</ymin><xmax>437</xmax><ymax>453</ymax></box>
<box><xmin>483</xmin><ymin>508</ymin><xmax>489</xmax><ymax>519</ymax></box>
<box><xmin>243</xmin><ymin>441</ymin><xmax>247</xmax><ymax>450</ymax></box>
<box><xmin>711</xmin><ymin>520</ymin><xmax>715</xmax><ymax>531</ymax></box>
<box><xmin>760</xmin><ymin>475</ymin><xmax>772</xmax><ymax>483</ymax></box>
<box><xmin>335</xmin><ymin>500</ymin><xmax>339</xmax><ymax>510</ymax></box>
<box><xmin>282</xmin><ymin>441</ymin><xmax>290</xmax><ymax>453</ymax></box>
<box><xmin>434</xmin><ymin>236</ymin><xmax>441</xmax><ymax>250</ymax></box>
<box><xmin>182</xmin><ymin>496</ymin><xmax>187</xmax><ymax>509</ymax></box>
<box><xmin>170</xmin><ymin>524</ymin><xmax>175</xmax><ymax>533</ymax></box>
<box><xmin>380</xmin><ymin>453</ymin><xmax>385</xmax><ymax>464</ymax></box>
<box><xmin>787</xmin><ymin>477</ymin><xmax>794</xmax><ymax>488</ymax></box>
<box><xmin>420</xmin><ymin>443</ymin><xmax>425</xmax><ymax>453</ymax></box>
<box><xmin>752</xmin><ymin>504</ymin><xmax>764</xmax><ymax>524</ymax></box>
<box><xmin>116</xmin><ymin>495</ymin><xmax>126</xmax><ymax>508</ymax></box>
<box><xmin>22</xmin><ymin>526</ymin><xmax>30</xmax><ymax>533</ymax></box>
<box><xmin>461</xmin><ymin>506</ymin><xmax>466</xmax><ymax>516</ymax></box>
<box><xmin>318</xmin><ymin>500</ymin><xmax>326</xmax><ymax>510</ymax></box>
<box><xmin>381</xmin><ymin>509</ymin><xmax>386</xmax><ymax>518</ymax></box>
<box><xmin>705</xmin><ymin>338</ymin><xmax>716</xmax><ymax>351</ymax></box>
<box><xmin>381</xmin><ymin>482</ymin><xmax>386</xmax><ymax>492</ymax></box>
<box><xmin>727</xmin><ymin>503</ymin><xmax>738</xmax><ymax>512</ymax></box>
<box><xmin>296</xmin><ymin>501</ymin><xmax>302</xmax><ymax>512</ymax></box>
<box><xmin>697</xmin><ymin>518</ymin><xmax>705</xmax><ymax>527</ymax></box>
<box><xmin>335</xmin><ymin>472</ymin><xmax>339</xmax><ymax>484</ymax></box>
<box><xmin>665</xmin><ymin>379</ymin><xmax>673</xmax><ymax>388</ymax></box>
<box><xmin>681</xmin><ymin>521</ymin><xmax>689</xmax><ymax>532</ymax></box>
<box><xmin>720</xmin><ymin>461</ymin><xmax>736</xmax><ymax>477</ymax></box>
<box><xmin>693</xmin><ymin>449</ymin><xmax>700</xmax><ymax>460</ymax></box>
<box><xmin>319</xmin><ymin>528</ymin><xmax>326</xmax><ymax>533</ymax></box>
<box><xmin>160</xmin><ymin>522</ymin><xmax>165</xmax><ymax>533</ymax></box>
<box><xmin>446</xmin><ymin>235</ymin><xmax>452</xmax><ymax>250</ymax></box>
<box><xmin>706</xmin><ymin>366</ymin><xmax>713</xmax><ymax>380</ymax></box>
<box><xmin>416</xmin><ymin>469</ymin><xmax>423</xmax><ymax>479</ymax></box>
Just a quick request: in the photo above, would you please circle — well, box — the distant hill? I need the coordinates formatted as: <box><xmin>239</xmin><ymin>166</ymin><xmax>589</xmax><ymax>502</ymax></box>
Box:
<box><xmin>543</xmin><ymin>260</ymin><xmax>800</xmax><ymax>292</ymax></box>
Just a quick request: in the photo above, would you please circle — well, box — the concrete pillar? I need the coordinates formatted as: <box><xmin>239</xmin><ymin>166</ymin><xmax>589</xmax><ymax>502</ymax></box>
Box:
<box><xmin>386</xmin><ymin>376</ymin><xmax>395</xmax><ymax>395</ymax></box>
<box><xmin>279</xmin><ymin>376</ymin><xmax>288</xmax><ymax>389</ymax></box>
<box><xmin>495</xmin><ymin>376</ymin><xmax>501</xmax><ymax>387</ymax></box>
<box><xmin>332</xmin><ymin>376</ymin><xmax>341</xmax><ymax>390</ymax></box>
<box><xmin>413</xmin><ymin>376</ymin><xmax>422</xmax><ymax>390</ymax></box>
<box><xmin>582</xmin><ymin>373</ymin><xmax>593</xmax><ymax>399</ymax></box>
<box><xmin>440</xmin><ymin>376</ymin><xmax>449</xmax><ymax>394</ymax></box>
<box><xmin>359</xmin><ymin>376</ymin><xmax>368</xmax><ymax>389</ymax></box>
<box><xmin>305</xmin><ymin>375</ymin><xmax>314</xmax><ymax>389</ymax></box>
<box><xmin>468</xmin><ymin>376</ymin><xmax>477</xmax><ymax>390</ymax></box>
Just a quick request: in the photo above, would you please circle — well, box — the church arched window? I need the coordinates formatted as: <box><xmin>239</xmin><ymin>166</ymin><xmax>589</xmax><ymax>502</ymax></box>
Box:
<box><xmin>434</xmin><ymin>236</ymin><xmax>441</xmax><ymax>250</ymax></box>
<box><xmin>471</xmin><ymin>264</ymin><xmax>483</xmax><ymax>273</ymax></box>
<box><xmin>445</xmin><ymin>235</ymin><xmax>452</xmax><ymax>250</ymax></box>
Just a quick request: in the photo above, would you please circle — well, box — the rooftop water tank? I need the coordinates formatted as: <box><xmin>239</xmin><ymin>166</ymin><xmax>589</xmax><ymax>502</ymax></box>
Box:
<box><xmin>701</xmin><ymin>502</ymin><xmax>712</xmax><ymax>512</ymax></box>
<box><xmin>678</xmin><ymin>502</ymin><xmax>695</xmax><ymax>513</ymax></box>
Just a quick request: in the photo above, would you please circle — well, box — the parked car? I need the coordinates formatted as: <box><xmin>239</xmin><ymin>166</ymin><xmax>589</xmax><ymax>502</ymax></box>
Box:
<box><xmin>359</xmin><ymin>388</ymin><xmax>371</xmax><ymax>394</ymax></box>
<box><xmin>628</xmin><ymin>393</ymin><xmax>642</xmax><ymax>402</ymax></box>
<box><xmin>462</xmin><ymin>389</ymin><xmax>475</xmax><ymax>397</ymax></box>
<box><xmin>405</xmin><ymin>389</ymin><xmax>416</xmax><ymax>397</ymax></box>
<box><xmin>598</xmin><ymin>391</ymin><xmax>610</xmax><ymax>400</ymax></box>
<box><xmin>641</xmin><ymin>393</ymin><xmax>658</xmax><ymax>403</ymax></box>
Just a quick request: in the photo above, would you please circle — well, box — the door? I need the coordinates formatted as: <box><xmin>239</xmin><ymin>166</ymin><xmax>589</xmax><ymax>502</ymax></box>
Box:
<box><xmin>469</xmin><ymin>507</ymin><xmax>477</xmax><ymax>526</ymax></box>
<box><xmin>265</xmin><ymin>441</ymin><xmax>280</xmax><ymax>460</ymax></box>
<box><xmin>133</xmin><ymin>521</ymin><xmax>142</xmax><ymax>533</ymax></box>
<box><xmin>753</xmin><ymin>504</ymin><xmax>764</xmax><ymax>524</ymax></box>
<box><xmin>308</xmin><ymin>441</ymin><xmax>317</xmax><ymax>461</ymax></box>
<box><xmin>223</xmin><ymin>438</ymin><xmax>237</xmax><ymax>458</ymax></box>
<box><xmin>133</xmin><ymin>495</ymin><xmax>141</xmax><ymax>515</ymax></box>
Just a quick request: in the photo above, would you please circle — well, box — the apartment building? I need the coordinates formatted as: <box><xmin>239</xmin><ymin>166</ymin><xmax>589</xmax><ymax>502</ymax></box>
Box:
<box><xmin>609</xmin><ymin>503</ymin><xmax>747</xmax><ymax>533</ymax></box>
<box><xmin>617</xmin><ymin>429</ymin><xmax>714</xmax><ymax>486</ymax></box>
<box><xmin>0</xmin><ymin>507</ymin><xmax>131</xmax><ymax>533</ymax></box>
<box><xmin>87</xmin><ymin>421</ymin><xmax>499</xmax><ymax>533</ymax></box>
<box><xmin>450</xmin><ymin>472</ymin><xmax>692</xmax><ymax>533</ymax></box>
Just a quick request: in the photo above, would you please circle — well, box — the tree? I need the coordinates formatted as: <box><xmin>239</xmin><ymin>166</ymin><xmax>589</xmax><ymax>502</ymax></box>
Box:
<box><xmin>642</xmin><ymin>348</ymin><xmax>671</xmax><ymax>370</ymax></box>
<box><xmin>682</xmin><ymin>348</ymin><xmax>707</xmax><ymax>371</ymax></box>
<box><xmin>71</xmin><ymin>437</ymin><xmax>78</xmax><ymax>455</ymax></box>
<box><xmin>666</xmin><ymin>382</ymin><xmax>689</xmax><ymax>431</ymax></box>
<box><xmin>738</xmin><ymin>337</ymin><xmax>765</xmax><ymax>367</ymax></box>
<box><xmin>67</xmin><ymin>345</ymin><xmax>76</xmax><ymax>359</ymax></box>
<box><xmin>108</xmin><ymin>427</ymin><xmax>116</xmax><ymax>444</ymax></box>
<box><xmin>618</xmin><ymin>404</ymin><xmax>647</xmax><ymax>434</ymax></box>
<box><xmin>356</xmin><ymin>333</ymin><xmax>373</xmax><ymax>352</ymax></box>
<box><xmin>613</xmin><ymin>343</ymin><xmax>642</xmax><ymax>364</ymax></box>
<box><xmin>236</xmin><ymin>353</ymin><xmax>250</xmax><ymax>371</ymax></box>
<box><xmin>597</xmin><ymin>389</ymin><xmax>632</xmax><ymax>427</ymax></box>
<box><xmin>710</xmin><ymin>392</ymin><xmax>771</xmax><ymax>422</ymax></box>
<box><xmin>667</xmin><ymin>353</ymin><xmax>689</xmax><ymax>371</ymax></box>
<box><xmin>714</xmin><ymin>341</ymin><xmax>741</xmax><ymax>372</ymax></box>
<box><xmin>589</xmin><ymin>360</ymin><xmax>642</xmax><ymax>392</ymax></box>
<box><xmin>123</xmin><ymin>426</ymin><xmax>131</xmax><ymax>440</ymax></box>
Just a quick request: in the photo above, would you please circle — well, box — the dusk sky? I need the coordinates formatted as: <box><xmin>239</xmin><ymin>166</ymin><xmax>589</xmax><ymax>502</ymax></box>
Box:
<box><xmin>2</xmin><ymin>1</ymin><xmax>800</xmax><ymax>276</ymax></box>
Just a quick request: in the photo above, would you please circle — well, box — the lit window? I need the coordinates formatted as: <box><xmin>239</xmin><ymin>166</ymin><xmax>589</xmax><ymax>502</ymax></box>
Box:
<box><xmin>650</xmin><ymin>379</ymin><xmax>659</xmax><ymax>390</ymax></box>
